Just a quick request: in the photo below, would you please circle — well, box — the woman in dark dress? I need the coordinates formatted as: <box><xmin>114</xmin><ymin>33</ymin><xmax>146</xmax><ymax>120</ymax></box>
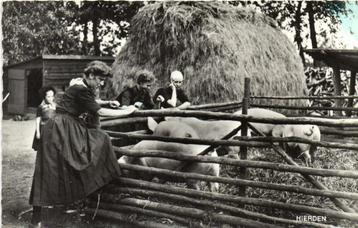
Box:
<box><xmin>32</xmin><ymin>86</ymin><xmax>56</xmax><ymax>151</ymax></box>
<box><xmin>29</xmin><ymin>61</ymin><xmax>137</xmax><ymax>226</ymax></box>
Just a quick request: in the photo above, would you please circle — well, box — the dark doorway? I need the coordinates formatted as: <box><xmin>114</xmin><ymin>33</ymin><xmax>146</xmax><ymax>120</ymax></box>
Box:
<box><xmin>27</xmin><ymin>69</ymin><xmax>43</xmax><ymax>107</ymax></box>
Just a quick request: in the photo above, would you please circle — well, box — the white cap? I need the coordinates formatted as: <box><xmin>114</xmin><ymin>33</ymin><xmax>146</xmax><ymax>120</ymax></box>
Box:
<box><xmin>170</xmin><ymin>71</ymin><xmax>183</xmax><ymax>81</ymax></box>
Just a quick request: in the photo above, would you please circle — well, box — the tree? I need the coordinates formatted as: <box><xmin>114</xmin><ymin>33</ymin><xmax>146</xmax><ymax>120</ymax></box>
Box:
<box><xmin>305</xmin><ymin>1</ymin><xmax>351</xmax><ymax>49</ymax></box>
<box><xmin>71</xmin><ymin>1</ymin><xmax>144</xmax><ymax>56</ymax></box>
<box><xmin>2</xmin><ymin>1</ymin><xmax>80</xmax><ymax>65</ymax></box>
<box><xmin>230</xmin><ymin>1</ymin><xmax>353</xmax><ymax>64</ymax></box>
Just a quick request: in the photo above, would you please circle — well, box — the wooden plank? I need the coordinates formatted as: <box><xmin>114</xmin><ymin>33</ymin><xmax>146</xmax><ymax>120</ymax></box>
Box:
<box><xmin>239</xmin><ymin>78</ymin><xmax>250</xmax><ymax>197</ymax></box>
<box><xmin>7</xmin><ymin>70</ymin><xmax>26</xmax><ymax>114</ymax></box>
<box><xmin>8</xmin><ymin>69</ymin><xmax>26</xmax><ymax>80</ymax></box>
<box><xmin>332</xmin><ymin>67</ymin><xmax>343</xmax><ymax>116</ymax></box>
<box><xmin>42</xmin><ymin>54</ymin><xmax>115</xmax><ymax>61</ymax></box>
<box><xmin>347</xmin><ymin>70</ymin><xmax>357</xmax><ymax>116</ymax></box>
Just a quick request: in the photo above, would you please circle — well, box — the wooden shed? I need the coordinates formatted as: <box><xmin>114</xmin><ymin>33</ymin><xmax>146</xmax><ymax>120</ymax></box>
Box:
<box><xmin>4</xmin><ymin>55</ymin><xmax>114</xmax><ymax>114</ymax></box>
<box><xmin>304</xmin><ymin>49</ymin><xmax>358</xmax><ymax>115</ymax></box>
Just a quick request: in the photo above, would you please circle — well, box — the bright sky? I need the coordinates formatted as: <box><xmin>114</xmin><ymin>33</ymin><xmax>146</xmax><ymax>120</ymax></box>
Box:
<box><xmin>339</xmin><ymin>2</ymin><xmax>358</xmax><ymax>48</ymax></box>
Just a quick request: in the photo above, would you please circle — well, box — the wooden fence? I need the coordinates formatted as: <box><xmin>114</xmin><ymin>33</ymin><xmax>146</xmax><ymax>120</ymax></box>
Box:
<box><xmin>91</xmin><ymin>78</ymin><xmax>358</xmax><ymax>227</ymax></box>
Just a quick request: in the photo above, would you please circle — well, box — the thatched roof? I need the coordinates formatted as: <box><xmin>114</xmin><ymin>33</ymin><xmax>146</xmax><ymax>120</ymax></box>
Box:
<box><xmin>111</xmin><ymin>2</ymin><xmax>307</xmax><ymax>110</ymax></box>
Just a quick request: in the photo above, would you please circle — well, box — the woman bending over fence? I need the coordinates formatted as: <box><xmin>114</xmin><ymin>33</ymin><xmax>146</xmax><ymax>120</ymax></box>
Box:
<box><xmin>29</xmin><ymin>61</ymin><xmax>137</xmax><ymax>227</ymax></box>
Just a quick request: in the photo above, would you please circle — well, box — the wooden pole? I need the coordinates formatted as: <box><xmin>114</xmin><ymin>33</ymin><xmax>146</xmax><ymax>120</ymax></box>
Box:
<box><xmin>239</xmin><ymin>78</ymin><xmax>250</xmax><ymax>197</ymax></box>
<box><xmin>333</xmin><ymin>67</ymin><xmax>343</xmax><ymax>116</ymax></box>
<box><xmin>106</xmin><ymin>187</ymin><xmax>332</xmax><ymax>228</ymax></box>
<box><xmin>84</xmin><ymin>208</ymin><xmax>179</xmax><ymax>228</ymax></box>
<box><xmin>101</xmin><ymin>109</ymin><xmax>358</xmax><ymax>127</ymax></box>
<box><xmin>116</xmin><ymin>177</ymin><xmax>358</xmax><ymax>221</ymax></box>
<box><xmin>347</xmin><ymin>70</ymin><xmax>357</xmax><ymax>116</ymax></box>
<box><xmin>87</xmin><ymin>202</ymin><xmax>195</xmax><ymax>227</ymax></box>
<box><xmin>95</xmin><ymin>196</ymin><xmax>282</xmax><ymax>228</ymax></box>
<box><xmin>250</xmin><ymin>103</ymin><xmax>358</xmax><ymax>112</ymax></box>
<box><xmin>115</xmin><ymin>148</ymin><xmax>358</xmax><ymax>179</ymax></box>
<box><xmin>109</xmin><ymin>132</ymin><xmax>358</xmax><ymax>151</ymax></box>
<box><xmin>248</xmin><ymin>123</ymin><xmax>356</xmax><ymax>213</ymax></box>
<box><xmin>320</xmin><ymin>126</ymin><xmax>358</xmax><ymax>137</ymax></box>
<box><xmin>251</xmin><ymin>95</ymin><xmax>358</xmax><ymax>100</ymax></box>
<box><xmin>118</xmin><ymin>163</ymin><xmax>358</xmax><ymax>200</ymax></box>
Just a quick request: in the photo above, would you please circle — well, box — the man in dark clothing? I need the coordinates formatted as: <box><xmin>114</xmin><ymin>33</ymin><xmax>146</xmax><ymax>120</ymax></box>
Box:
<box><xmin>117</xmin><ymin>70</ymin><xmax>155</xmax><ymax>109</ymax></box>
<box><xmin>153</xmin><ymin>70</ymin><xmax>191</xmax><ymax>109</ymax></box>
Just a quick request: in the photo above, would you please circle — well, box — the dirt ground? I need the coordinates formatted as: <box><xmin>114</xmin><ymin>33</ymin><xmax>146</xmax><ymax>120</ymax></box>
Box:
<box><xmin>2</xmin><ymin>118</ymin><xmax>37</xmax><ymax>227</ymax></box>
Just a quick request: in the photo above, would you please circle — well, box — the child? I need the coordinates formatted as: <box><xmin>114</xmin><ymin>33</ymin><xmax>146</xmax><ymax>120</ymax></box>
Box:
<box><xmin>32</xmin><ymin>86</ymin><xmax>56</xmax><ymax>151</ymax></box>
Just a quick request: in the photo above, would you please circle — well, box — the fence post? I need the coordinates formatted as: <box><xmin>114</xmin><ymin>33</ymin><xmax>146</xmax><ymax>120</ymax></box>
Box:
<box><xmin>347</xmin><ymin>70</ymin><xmax>357</xmax><ymax>117</ymax></box>
<box><xmin>239</xmin><ymin>78</ymin><xmax>250</xmax><ymax>197</ymax></box>
<box><xmin>332</xmin><ymin>67</ymin><xmax>343</xmax><ymax>116</ymax></box>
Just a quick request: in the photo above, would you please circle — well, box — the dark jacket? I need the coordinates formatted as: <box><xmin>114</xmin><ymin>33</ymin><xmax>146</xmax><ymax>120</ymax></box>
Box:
<box><xmin>116</xmin><ymin>85</ymin><xmax>154</xmax><ymax>109</ymax></box>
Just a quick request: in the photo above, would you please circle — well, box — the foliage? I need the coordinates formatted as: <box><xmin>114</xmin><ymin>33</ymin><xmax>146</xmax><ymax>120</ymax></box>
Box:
<box><xmin>229</xmin><ymin>1</ymin><xmax>353</xmax><ymax>63</ymax></box>
<box><xmin>67</xmin><ymin>1</ymin><xmax>144</xmax><ymax>56</ymax></box>
<box><xmin>2</xmin><ymin>1</ymin><xmax>80</xmax><ymax>65</ymax></box>
<box><xmin>2</xmin><ymin>1</ymin><xmax>144</xmax><ymax>65</ymax></box>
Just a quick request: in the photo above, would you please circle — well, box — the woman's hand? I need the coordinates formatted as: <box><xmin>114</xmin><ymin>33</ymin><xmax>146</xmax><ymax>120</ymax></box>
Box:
<box><xmin>124</xmin><ymin>105</ymin><xmax>138</xmax><ymax>114</ymax></box>
<box><xmin>36</xmin><ymin>131</ymin><xmax>41</xmax><ymax>139</ymax></box>
<box><xmin>109</xmin><ymin>100</ymin><xmax>120</xmax><ymax>108</ymax></box>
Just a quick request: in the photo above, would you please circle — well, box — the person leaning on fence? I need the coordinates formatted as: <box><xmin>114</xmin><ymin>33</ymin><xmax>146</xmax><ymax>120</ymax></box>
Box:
<box><xmin>70</xmin><ymin>61</ymin><xmax>121</xmax><ymax>109</ymax></box>
<box><xmin>153</xmin><ymin>70</ymin><xmax>191</xmax><ymax>109</ymax></box>
<box><xmin>32</xmin><ymin>86</ymin><xmax>57</xmax><ymax>152</ymax></box>
<box><xmin>116</xmin><ymin>70</ymin><xmax>155</xmax><ymax>110</ymax></box>
<box><xmin>29</xmin><ymin>60</ymin><xmax>137</xmax><ymax>227</ymax></box>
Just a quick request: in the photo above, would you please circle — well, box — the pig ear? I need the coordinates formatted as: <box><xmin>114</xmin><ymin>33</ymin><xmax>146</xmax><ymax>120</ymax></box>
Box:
<box><xmin>147</xmin><ymin>117</ymin><xmax>158</xmax><ymax>132</ymax></box>
<box><xmin>164</xmin><ymin>116</ymin><xmax>171</xmax><ymax>121</ymax></box>
<box><xmin>312</xmin><ymin>125</ymin><xmax>321</xmax><ymax>141</ymax></box>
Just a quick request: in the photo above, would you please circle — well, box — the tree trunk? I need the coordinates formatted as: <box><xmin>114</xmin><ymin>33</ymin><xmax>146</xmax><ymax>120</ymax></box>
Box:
<box><xmin>92</xmin><ymin>17</ymin><xmax>100</xmax><ymax>56</ymax></box>
<box><xmin>294</xmin><ymin>1</ymin><xmax>305</xmax><ymax>64</ymax></box>
<box><xmin>307</xmin><ymin>2</ymin><xmax>318</xmax><ymax>49</ymax></box>
<box><xmin>82</xmin><ymin>21</ymin><xmax>88</xmax><ymax>55</ymax></box>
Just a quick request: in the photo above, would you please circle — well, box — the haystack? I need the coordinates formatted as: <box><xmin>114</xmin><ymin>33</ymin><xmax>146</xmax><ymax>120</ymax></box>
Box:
<box><xmin>111</xmin><ymin>2</ymin><xmax>307</xmax><ymax>111</ymax></box>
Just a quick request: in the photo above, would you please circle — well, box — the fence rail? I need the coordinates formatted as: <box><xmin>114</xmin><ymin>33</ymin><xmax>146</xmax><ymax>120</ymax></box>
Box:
<box><xmin>103</xmin><ymin>187</ymin><xmax>331</xmax><ymax>228</ymax></box>
<box><xmin>108</xmin><ymin>131</ymin><xmax>358</xmax><ymax>151</ymax></box>
<box><xmin>251</xmin><ymin>103</ymin><xmax>358</xmax><ymax>112</ymax></box>
<box><xmin>116</xmin><ymin>177</ymin><xmax>358</xmax><ymax>222</ymax></box>
<box><xmin>98</xmin><ymin>78</ymin><xmax>358</xmax><ymax>226</ymax></box>
<box><xmin>90</xmin><ymin>194</ymin><xmax>280</xmax><ymax>228</ymax></box>
<box><xmin>101</xmin><ymin>109</ymin><xmax>358</xmax><ymax>127</ymax></box>
<box><xmin>119</xmin><ymin>163</ymin><xmax>358</xmax><ymax>200</ymax></box>
<box><xmin>114</xmin><ymin>147</ymin><xmax>358</xmax><ymax>179</ymax></box>
<box><xmin>251</xmin><ymin>95</ymin><xmax>358</xmax><ymax>100</ymax></box>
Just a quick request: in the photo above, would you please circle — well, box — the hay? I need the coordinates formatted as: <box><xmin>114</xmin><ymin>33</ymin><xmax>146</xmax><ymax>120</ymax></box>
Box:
<box><xmin>111</xmin><ymin>2</ymin><xmax>307</xmax><ymax>113</ymax></box>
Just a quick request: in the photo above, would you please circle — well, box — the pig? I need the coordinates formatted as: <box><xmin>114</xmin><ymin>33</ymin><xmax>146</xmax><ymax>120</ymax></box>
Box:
<box><xmin>118</xmin><ymin>119</ymin><xmax>220</xmax><ymax>192</ymax></box>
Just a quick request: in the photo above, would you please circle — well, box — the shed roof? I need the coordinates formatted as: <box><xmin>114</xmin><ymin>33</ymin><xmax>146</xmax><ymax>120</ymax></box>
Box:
<box><xmin>304</xmin><ymin>49</ymin><xmax>358</xmax><ymax>72</ymax></box>
<box><xmin>4</xmin><ymin>54</ymin><xmax>115</xmax><ymax>69</ymax></box>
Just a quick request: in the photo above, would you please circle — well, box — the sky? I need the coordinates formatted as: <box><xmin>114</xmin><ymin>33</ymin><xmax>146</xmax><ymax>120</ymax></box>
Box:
<box><xmin>339</xmin><ymin>1</ymin><xmax>358</xmax><ymax>48</ymax></box>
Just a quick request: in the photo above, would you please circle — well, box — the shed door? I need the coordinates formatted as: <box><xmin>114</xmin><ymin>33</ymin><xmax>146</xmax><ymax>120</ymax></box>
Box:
<box><xmin>27</xmin><ymin>69</ymin><xmax>43</xmax><ymax>107</ymax></box>
<box><xmin>8</xmin><ymin>69</ymin><xmax>26</xmax><ymax>114</ymax></box>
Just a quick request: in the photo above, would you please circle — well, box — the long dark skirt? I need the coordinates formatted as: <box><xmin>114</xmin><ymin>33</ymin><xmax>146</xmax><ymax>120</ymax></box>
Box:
<box><xmin>29</xmin><ymin>113</ymin><xmax>121</xmax><ymax>206</ymax></box>
<box><xmin>32</xmin><ymin>124</ymin><xmax>44</xmax><ymax>151</ymax></box>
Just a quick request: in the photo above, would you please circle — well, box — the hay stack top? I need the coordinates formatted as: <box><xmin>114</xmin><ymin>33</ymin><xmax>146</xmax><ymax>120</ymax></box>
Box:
<box><xmin>112</xmin><ymin>2</ymin><xmax>306</xmax><ymax>106</ymax></box>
